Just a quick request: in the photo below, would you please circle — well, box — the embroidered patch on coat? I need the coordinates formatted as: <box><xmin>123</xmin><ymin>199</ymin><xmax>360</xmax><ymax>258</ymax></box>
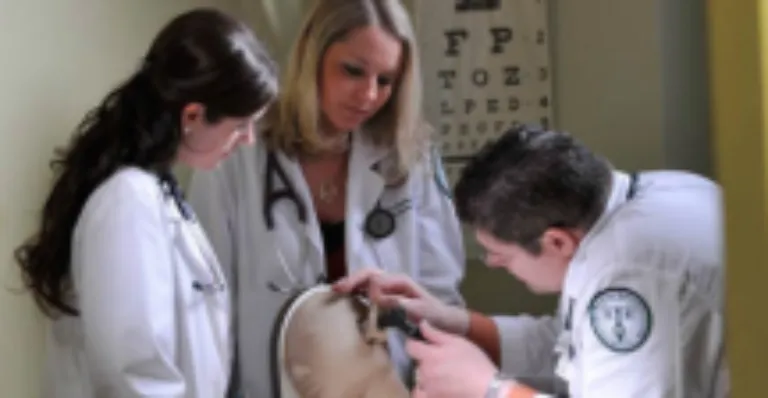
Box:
<box><xmin>588</xmin><ymin>287</ymin><xmax>652</xmax><ymax>353</ymax></box>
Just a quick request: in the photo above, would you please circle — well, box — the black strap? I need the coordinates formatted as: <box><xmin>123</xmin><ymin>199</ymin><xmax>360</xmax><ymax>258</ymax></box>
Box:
<box><xmin>564</xmin><ymin>297</ymin><xmax>575</xmax><ymax>331</ymax></box>
<box><xmin>627</xmin><ymin>172</ymin><xmax>640</xmax><ymax>201</ymax></box>
<box><xmin>159</xmin><ymin>171</ymin><xmax>194</xmax><ymax>221</ymax></box>
<box><xmin>269</xmin><ymin>288</ymin><xmax>311</xmax><ymax>398</ymax></box>
<box><xmin>263</xmin><ymin>151</ymin><xmax>307</xmax><ymax>230</ymax></box>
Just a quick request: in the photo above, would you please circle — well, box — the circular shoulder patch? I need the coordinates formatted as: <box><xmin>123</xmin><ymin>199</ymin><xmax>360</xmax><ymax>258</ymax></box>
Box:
<box><xmin>430</xmin><ymin>146</ymin><xmax>452</xmax><ymax>198</ymax></box>
<box><xmin>588</xmin><ymin>287</ymin><xmax>652</xmax><ymax>353</ymax></box>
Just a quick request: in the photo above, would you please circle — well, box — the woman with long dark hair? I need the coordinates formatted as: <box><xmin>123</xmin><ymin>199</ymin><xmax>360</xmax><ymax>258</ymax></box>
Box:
<box><xmin>14</xmin><ymin>8</ymin><xmax>278</xmax><ymax>397</ymax></box>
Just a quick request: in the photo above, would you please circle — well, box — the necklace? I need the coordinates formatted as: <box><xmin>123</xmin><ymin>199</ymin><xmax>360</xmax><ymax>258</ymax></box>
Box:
<box><xmin>319</xmin><ymin>179</ymin><xmax>339</xmax><ymax>203</ymax></box>
<box><xmin>305</xmin><ymin>132</ymin><xmax>350</xmax><ymax>204</ymax></box>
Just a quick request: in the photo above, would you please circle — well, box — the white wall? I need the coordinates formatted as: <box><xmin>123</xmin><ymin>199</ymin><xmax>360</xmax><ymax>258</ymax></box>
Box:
<box><xmin>0</xmin><ymin>1</ymin><xmax>242</xmax><ymax>396</ymax></box>
<box><xmin>235</xmin><ymin>0</ymin><xmax>307</xmax><ymax>66</ymax></box>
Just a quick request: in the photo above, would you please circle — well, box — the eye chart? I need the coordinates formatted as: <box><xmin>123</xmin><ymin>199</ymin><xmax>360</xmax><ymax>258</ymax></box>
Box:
<box><xmin>415</xmin><ymin>0</ymin><xmax>554</xmax><ymax>185</ymax></box>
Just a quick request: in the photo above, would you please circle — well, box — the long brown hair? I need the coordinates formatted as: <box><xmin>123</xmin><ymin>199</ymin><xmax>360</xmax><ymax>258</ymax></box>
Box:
<box><xmin>14</xmin><ymin>8</ymin><xmax>278</xmax><ymax>318</ymax></box>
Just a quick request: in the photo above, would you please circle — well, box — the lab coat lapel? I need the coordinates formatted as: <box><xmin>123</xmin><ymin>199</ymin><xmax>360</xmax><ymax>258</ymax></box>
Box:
<box><xmin>346</xmin><ymin>132</ymin><xmax>388</xmax><ymax>274</ymax></box>
<box><xmin>160</xmin><ymin>192</ymin><xmax>228</xmax><ymax>320</ymax></box>
<box><xmin>160</xmin><ymin>191</ymin><xmax>221</xmax><ymax>285</ymax></box>
<box><xmin>269</xmin><ymin>151</ymin><xmax>325</xmax><ymax>280</ymax></box>
<box><xmin>157</xmin><ymin>183</ymin><xmax>230</xmax><ymax>379</ymax></box>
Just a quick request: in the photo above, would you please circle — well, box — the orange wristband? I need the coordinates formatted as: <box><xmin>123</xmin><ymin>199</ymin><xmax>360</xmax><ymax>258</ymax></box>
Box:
<box><xmin>504</xmin><ymin>381</ymin><xmax>539</xmax><ymax>398</ymax></box>
<box><xmin>465</xmin><ymin>311</ymin><xmax>501</xmax><ymax>365</ymax></box>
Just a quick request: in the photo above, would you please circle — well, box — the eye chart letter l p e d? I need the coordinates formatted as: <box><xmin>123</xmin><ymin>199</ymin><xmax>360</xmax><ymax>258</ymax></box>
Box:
<box><xmin>414</xmin><ymin>0</ymin><xmax>554</xmax><ymax>186</ymax></box>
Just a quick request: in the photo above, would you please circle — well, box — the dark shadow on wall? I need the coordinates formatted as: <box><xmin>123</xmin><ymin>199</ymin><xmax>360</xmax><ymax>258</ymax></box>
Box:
<box><xmin>460</xmin><ymin>260</ymin><xmax>558</xmax><ymax>316</ymax></box>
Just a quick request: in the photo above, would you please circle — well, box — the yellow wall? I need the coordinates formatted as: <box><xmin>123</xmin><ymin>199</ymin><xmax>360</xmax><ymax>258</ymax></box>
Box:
<box><xmin>0</xmin><ymin>1</ymin><xmax>241</xmax><ymax>395</ymax></box>
<box><xmin>707</xmin><ymin>0</ymin><xmax>768</xmax><ymax>396</ymax></box>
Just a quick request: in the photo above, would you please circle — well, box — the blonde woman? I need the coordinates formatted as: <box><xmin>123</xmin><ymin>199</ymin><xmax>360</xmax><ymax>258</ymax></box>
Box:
<box><xmin>187</xmin><ymin>0</ymin><xmax>467</xmax><ymax>396</ymax></box>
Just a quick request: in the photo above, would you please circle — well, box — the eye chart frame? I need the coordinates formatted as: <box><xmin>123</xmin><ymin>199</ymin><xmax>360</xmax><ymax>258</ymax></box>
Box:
<box><xmin>415</xmin><ymin>0</ymin><xmax>554</xmax><ymax>186</ymax></box>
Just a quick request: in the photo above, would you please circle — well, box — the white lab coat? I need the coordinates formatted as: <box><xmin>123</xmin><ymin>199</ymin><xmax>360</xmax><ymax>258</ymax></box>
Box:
<box><xmin>42</xmin><ymin>167</ymin><xmax>231</xmax><ymax>398</ymax></box>
<box><xmin>493</xmin><ymin>170</ymin><xmax>728</xmax><ymax>397</ymax></box>
<box><xmin>187</xmin><ymin>131</ymin><xmax>466</xmax><ymax>397</ymax></box>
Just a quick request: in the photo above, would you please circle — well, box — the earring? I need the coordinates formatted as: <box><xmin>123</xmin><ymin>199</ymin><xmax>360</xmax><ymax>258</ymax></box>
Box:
<box><xmin>183</xmin><ymin>127</ymin><xmax>191</xmax><ymax>136</ymax></box>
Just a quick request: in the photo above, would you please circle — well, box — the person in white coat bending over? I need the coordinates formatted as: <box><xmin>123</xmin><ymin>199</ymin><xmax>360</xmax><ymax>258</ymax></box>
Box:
<box><xmin>14</xmin><ymin>9</ymin><xmax>278</xmax><ymax>398</ymax></box>
<box><xmin>186</xmin><ymin>0</ymin><xmax>466</xmax><ymax>396</ymax></box>
<box><xmin>335</xmin><ymin>126</ymin><xmax>729</xmax><ymax>397</ymax></box>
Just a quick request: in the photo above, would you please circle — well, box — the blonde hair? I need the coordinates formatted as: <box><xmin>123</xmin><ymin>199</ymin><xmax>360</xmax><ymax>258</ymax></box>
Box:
<box><xmin>261</xmin><ymin>0</ymin><xmax>431</xmax><ymax>177</ymax></box>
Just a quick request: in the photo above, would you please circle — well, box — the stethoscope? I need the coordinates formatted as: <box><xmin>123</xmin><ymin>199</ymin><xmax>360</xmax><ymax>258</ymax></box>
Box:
<box><xmin>159</xmin><ymin>172</ymin><xmax>226</xmax><ymax>295</ymax></box>
<box><xmin>262</xmin><ymin>151</ymin><xmax>410</xmax><ymax>294</ymax></box>
<box><xmin>365</xmin><ymin>198</ymin><xmax>412</xmax><ymax>239</ymax></box>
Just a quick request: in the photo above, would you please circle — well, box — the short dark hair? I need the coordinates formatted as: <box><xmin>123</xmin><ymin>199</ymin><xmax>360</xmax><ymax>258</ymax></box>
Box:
<box><xmin>454</xmin><ymin>126</ymin><xmax>613</xmax><ymax>254</ymax></box>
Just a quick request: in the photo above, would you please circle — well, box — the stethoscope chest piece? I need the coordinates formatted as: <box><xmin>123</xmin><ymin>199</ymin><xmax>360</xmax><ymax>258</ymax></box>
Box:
<box><xmin>364</xmin><ymin>198</ymin><xmax>412</xmax><ymax>240</ymax></box>
<box><xmin>365</xmin><ymin>207</ymin><xmax>396</xmax><ymax>240</ymax></box>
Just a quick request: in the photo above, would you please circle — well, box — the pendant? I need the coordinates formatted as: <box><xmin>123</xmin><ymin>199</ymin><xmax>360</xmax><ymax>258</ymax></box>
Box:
<box><xmin>319</xmin><ymin>181</ymin><xmax>338</xmax><ymax>203</ymax></box>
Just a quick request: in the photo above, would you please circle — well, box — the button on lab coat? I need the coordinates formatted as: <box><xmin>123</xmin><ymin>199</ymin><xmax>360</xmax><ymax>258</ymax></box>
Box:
<box><xmin>187</xmin><ymin>132</ymin><xmax>466</xmax><ymax>397</ymax></box>
<box><xmin>492</xmin><ymin>171</ymin><xmax>728</xmax><ymax>397</ymax></box>
<box><xmin>42</xmin><ymin>167</ymin><xmax>231</xmax><ymax>398</ymax></box>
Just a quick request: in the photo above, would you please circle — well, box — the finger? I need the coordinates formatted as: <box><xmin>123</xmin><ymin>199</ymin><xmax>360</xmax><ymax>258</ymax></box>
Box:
<box><xmin>420</xmin><ymin>320</ymin><xmax>454</xmax><ymax>345</ymax></box>
<box><xmin>374</xmin><ymin>273</ymin><xmax>423</xmax><ymax>297</ymax></box>
<box><xmin>372</xmin><ymin>293</ymin><xmax>404</xmax><ymax>309</ymax></box>
<box><xmin>411</xmin><ymin>369</ymin><xmax>427</xmax><ymax>398</ymax></box>
<box><xmin>332</xmin><ymin>268</ymin><xmax>383</xmax><ymax>293</ymax></box>
<box><xmin>405</xmin><ymin>338</ymin><xmax>434</xmax><ymax>361</ymax></box>
<box><xmin>368</xmin><ymin>274</ymin><xmax>422</xmax><ymax>304</ymax></box>
<box><xmin>412</xmin><ymin>368</ymin><xmax>422</xmax><ymax>389</ymax></box>
<box><xmin>395</xmin><ymin>297</ymin><xmax>429</xmax><ymax>321</ymax></box>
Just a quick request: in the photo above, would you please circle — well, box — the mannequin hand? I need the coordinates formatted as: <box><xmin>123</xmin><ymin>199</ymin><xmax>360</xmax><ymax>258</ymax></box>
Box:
<box><xmin>333</xmin><ymin>269</ymin><xmax>470</xmax><ymax>335</ymax></box>
<box><xmin>409</xmin><ymin>321</ymin><xmax>497</xmax><ymax>398</ymax></box>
